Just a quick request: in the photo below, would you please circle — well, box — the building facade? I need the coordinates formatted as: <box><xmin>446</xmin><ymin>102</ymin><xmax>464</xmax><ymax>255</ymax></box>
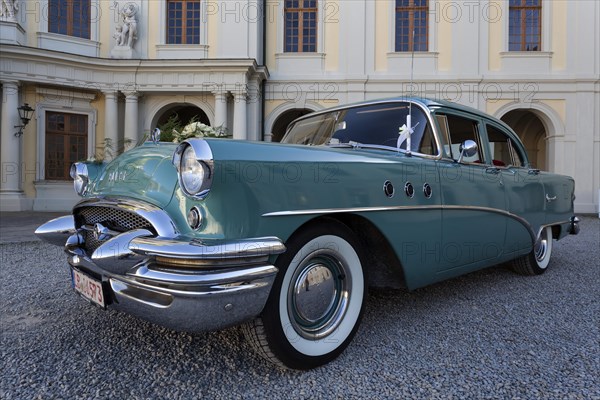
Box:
<box><xmin>1</xmin><ymin>0</ymin><xmax>598</xmax><ymax>213</ymax></box>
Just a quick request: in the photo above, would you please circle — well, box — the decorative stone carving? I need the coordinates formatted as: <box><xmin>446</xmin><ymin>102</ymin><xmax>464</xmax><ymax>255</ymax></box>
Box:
<box><xmin>0</xmin><ymin>0</ymin><xmax>18</xmax><ymax>22</ymax></box>
<box><xmin>111</xmin><ymin>3</ymin><xmax>138</xmax><ymax>59</ymax></box>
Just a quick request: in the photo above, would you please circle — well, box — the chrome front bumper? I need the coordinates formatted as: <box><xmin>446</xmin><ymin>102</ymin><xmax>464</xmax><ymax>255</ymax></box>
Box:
<box><xmin>36</xmin><ymin>210</ymin><xmax>286</xmax><ymax>332</ymax></box>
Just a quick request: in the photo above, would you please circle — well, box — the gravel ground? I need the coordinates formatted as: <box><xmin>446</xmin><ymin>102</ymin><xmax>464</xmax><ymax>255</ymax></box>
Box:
<box><xmin>1</xmin><ymin>217</ymin><xmax>598</xmax><ymax>399</ymax></box>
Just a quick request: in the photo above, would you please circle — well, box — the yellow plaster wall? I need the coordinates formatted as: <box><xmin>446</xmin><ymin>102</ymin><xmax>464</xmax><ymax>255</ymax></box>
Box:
<box><xmin>437</xmin><ymin>1</ymin><xmax>453</xmax><ymax>71</ymax></box>
<box><xmin>324</xmin><ymin>0</ymin><xmax>339</xmax><ymax>72</ymax></box>
<box><xmin>264</xmin><ymin>100</ymin><xmax>287</xmax><ymax>117</ymax></box>
<box><xmin>541</xmin><ymin>99</ymin><xmax>566</xmax><ymax>123</ymax></box>
<box><xmin>92</xmin><ymin>95</ymin><xmax>105</xmax><ymax>150</ymax></box>
<box><xmin>265</xmin><ymin>0</ymin><xmax>279</xmax><ymax>71</ymax></box>
<box><xmin>146</xmin><ymin>1</ymin><xmax>160</xmax><ymax>58</ymax></box>
<box><xmin>486</xmin><ymin>99</ymin><xmax>566</xmax><ymax>127</ymax></box>
<box><xmin>488</xmin><ymin>0</ymin><xmax>503</xmax><ymax>71</ymax></box>
<box><xmin>207</xmin><ymin>2</ymin><xmax>219</xmax><ymax>58</ymax></box>
<box><xmin>22</xmin><ymin>86</ymin><xmax>37</xmax><ymax>197</ymax></box>
<box><xmin>551</xmin><ymin>1</ymin><xmax>567</xmax><ymax>70</ymax></box>
<box><xmin>24</xmin><ymin>2</ymin><xmax>38</xmax><ymax>46</ymax></box>
<box><xmin>486</xmin><ymin>99</ymin><xmax>511</xmax><ymax>116</ymax></box>
<box><xmin>97</xmin><ymin>0</ymin><xmax>111</xmax><ymax>57</ymax></box>
<box><xmin>374</xmin><ymin>0</ymin><xmax>388</xmax><ymax>71</ymax></box>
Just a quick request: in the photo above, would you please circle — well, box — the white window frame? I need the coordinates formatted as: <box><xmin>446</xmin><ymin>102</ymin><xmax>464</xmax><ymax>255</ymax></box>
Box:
<box><xmin>276</xmin><ymin>0</ymin><xmax>325</xmax><ymax>55</ymax></box>
<box><xmin>37</xmin><ymin>0</ymin><xmax>100</xmax><ymax>57</ymax></box>
<box><xmin>388</xmin><ymin>0</ymin><xmax>437</xmax><ymax>54</ymax></box>
<box><xmin>35</xmin><ymin>88</ymin><xmax>97</xmax><ymax>182</ymax></box>
<box><xmin>503</xmin><ymin>0</ymin><xmax>552</xmax><ymax>53</ymax></box>
<box><xmin>156</xmin><ymin>0</ymin><xmax>209</xmax><ymax>59</ymax></box>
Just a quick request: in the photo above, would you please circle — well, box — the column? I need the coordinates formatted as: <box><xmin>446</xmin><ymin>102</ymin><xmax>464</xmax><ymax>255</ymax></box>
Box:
<box><xmin>213</xmin><ymin>91</ymin><xmax>228</xmax><ymax>134</ymax></box>
<box><xmin>103</xmin><ymin>91</ymin><xmax>119</xmax><ymax>160</ymax></box>
<box><xmin>123</xmin><ymin>91</ymin><xmax>139</xmax><ymax>151</ymax></box>
<box><xmin>233</xmin><ymin>91</ymin><xmax>247</xmax><ymax>140</ymax></box>
<box><xmin>0</xmin><ymin>80</ymin><xmax>27</xmax><ymax>211</ymax></box>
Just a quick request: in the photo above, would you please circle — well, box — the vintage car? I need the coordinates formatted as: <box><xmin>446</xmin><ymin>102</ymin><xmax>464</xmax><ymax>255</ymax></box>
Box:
<box><xmin>36</xmin><ymin>97</ymin><xmax>579</xmax><ymax>369</ymax></box>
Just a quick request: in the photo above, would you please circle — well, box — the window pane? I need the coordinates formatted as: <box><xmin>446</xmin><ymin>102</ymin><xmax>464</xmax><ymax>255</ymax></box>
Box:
<box><xmin>395</xmin><ymin>0</ymin><xmax>429</xmax><ymax>52</ymax></box>
<box><xmin>441</xmin><ymin>115</ymin><xmax>482</xmax><ymax>163</ymax></box>
<box><xmin>167</xmin><ymin>0</ymin><xmax>200</xmax><ymax>45</ymax></box>
<box><xmin>46</xmin><ymin>112</ymin><xmax>88</xmax><ymax>180</ymax></box>
<box><xmin>285</xmin><ymin>0</ymin><xmax>318</xmax><ymax>53</ymax></box>
<box><xmin>509</xmin><ymin>0</ymin><xmax>541</xmax><ymax>51</ymax></box>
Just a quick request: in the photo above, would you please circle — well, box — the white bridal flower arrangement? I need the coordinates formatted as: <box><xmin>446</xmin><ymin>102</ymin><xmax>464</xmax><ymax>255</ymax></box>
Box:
<box><xmin>171</xmin><ymin>121</ymin><xmax>228</xmax><ymax>143</ymax></box>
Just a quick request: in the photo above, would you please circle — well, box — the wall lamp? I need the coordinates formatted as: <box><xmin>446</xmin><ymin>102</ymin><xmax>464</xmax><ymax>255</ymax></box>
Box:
<box><xmin>14</xmin><ymin>103</ymin><xmax>34</xmax><ymax>137</ymax></box>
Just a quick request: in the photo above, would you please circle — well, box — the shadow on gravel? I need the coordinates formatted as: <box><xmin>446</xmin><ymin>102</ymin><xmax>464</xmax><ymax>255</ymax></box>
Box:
<box><xmin>1</xmin><ymin>217</ymin><xmax>598</xmax><ymax>399</ymax></box>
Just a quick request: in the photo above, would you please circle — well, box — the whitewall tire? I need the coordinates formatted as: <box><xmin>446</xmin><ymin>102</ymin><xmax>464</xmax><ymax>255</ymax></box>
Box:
<box><xmin>244</xmin><ymin>221</ymin><xmax>366</xmax><ymax>369</ymax></box>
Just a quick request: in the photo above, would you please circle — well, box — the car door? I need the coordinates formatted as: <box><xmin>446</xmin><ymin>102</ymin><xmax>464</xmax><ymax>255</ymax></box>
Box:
<box><xmin>482</xmin><ymin>122</ymin><xmax>544</xmax><ymax>253</ymax></box>
<box><xmin>433</xmin><ymin>111</ymin><xmax>507</xmax><ymax>273</ymax></box>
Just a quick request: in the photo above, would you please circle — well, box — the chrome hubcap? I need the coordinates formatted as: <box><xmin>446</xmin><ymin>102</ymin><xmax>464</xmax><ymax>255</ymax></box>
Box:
<box><xmin>288</xmin><ymin>252</ymin><xmax>350</xmax><ymax>340</ymax></box>
<box><xmin>534</xmin><ymin>229</ymin><xmax>549</xmax><ymax>263</ymax></box>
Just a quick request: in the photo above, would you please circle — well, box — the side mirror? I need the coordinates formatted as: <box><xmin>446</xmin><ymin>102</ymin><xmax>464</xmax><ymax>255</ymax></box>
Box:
<box><xmin>457</xmin><ymin>140</ymin><xmax>478</xmax><ymax>163</ymax></box>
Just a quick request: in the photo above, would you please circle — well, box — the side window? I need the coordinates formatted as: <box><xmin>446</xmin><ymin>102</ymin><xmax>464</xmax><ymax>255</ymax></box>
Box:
<box><xmin>486</xmin><ymin>125</ymin><xmax>524</xmax><ymax>168</ymax></box>
<box><xmin>436</xmin><ymin>114</ymin><xmax>483</xmax><ymax>163</ymax></box>
<box><xmin>332</xmin><ymin>103</ymin><xmax>437</xmax><ymax>155</ymax></box>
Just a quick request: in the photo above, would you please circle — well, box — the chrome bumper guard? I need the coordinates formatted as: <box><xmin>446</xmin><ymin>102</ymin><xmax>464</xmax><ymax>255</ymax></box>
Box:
<box><xmin>569</xmin><ymin>216</ymin><xmax>580</xmax><ymax>235</ymax></box>
<box><xmin>36</xmin><ymin>214</ymin><xmax>286</xmax><ymax>332</ymax></box>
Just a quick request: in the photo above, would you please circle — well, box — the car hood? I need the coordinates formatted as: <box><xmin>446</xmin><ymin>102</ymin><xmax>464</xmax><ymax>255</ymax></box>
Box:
<box><xmin>89</xmin><ymin>143</ymin><xmax>179</xmax><ymax>208</ymax></box>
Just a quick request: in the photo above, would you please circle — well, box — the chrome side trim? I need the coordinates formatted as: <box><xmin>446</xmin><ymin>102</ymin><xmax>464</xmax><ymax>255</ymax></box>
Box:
<box><xmin>263</xmin><ymin>205</ymin><xmax>538</xmax><ymax>243</ymax></box>
<box><xmin>73</xmin><ymin>197</ymin><xmax>179</xmax><ymax>237</ymax></box>
<box><xmin>129</xmin><ymin>236</ymin><xmax>286</xmax><ymax>260</ymax></box>
<box><xmin>34</xmin><ymin>215</ymin><xmax>76</xmax><ymax>246</ymax></box>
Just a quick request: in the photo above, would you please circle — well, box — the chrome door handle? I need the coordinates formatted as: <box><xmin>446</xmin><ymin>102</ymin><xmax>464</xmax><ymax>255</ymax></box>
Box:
<box><xmin>546</xmin><ymin>194</ymin><xmax>557</xmax><ymax>202</ymax></box>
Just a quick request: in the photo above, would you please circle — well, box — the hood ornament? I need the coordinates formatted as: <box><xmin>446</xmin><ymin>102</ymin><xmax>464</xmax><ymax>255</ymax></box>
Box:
<box><xmin>93</xmin><ymin>223</ymin><xmax>114</xmax><ymax>241</ymax></box>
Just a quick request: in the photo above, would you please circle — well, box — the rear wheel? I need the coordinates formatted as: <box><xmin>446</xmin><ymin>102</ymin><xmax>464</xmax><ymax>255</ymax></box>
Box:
<box><xmin>244</xmin><ymin>221</ymin><xmax>366</xmax><ymax>369</ymax></box>
<box><xmin>512</xmin><ymin>226</ymin><xmax>553</xmax><ymax>275</ymax></box>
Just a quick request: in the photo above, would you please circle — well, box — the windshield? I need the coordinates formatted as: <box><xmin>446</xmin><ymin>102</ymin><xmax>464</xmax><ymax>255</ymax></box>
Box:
<box><xmin>281</xmin><ymin>102</ymin><xmax>437</xmax><ymax>155</ymax></box>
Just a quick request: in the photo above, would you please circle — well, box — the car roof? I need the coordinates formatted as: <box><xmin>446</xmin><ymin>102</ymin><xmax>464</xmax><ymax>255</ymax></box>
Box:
<box><xmin>291</xmin><ymin>96</ymin><xmax>515</xmax><ymax>133</ymax></box>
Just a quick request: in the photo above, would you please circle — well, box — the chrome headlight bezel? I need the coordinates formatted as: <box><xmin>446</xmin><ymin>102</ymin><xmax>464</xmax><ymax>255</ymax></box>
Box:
<box><xmin>173</xmin><ymin>139</ymin><xmax>214</xmax><ymax>199</ymax></box>
<box><xmin>70</xmin><ymin>162</ymin><xmax>89</xmax><ymax>196</ymax></box>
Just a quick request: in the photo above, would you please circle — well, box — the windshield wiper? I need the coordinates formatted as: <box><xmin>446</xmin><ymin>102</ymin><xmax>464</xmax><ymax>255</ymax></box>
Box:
<box><xmin>326</xmin><ymin>141</ymin><xmax>400</xmax><ymax>152</ymax></box>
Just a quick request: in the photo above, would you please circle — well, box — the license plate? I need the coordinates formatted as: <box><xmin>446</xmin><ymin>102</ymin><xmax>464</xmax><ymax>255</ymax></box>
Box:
<box><xmin>71</xmin><ymin>269</ymin><xmax>106</xmax><ymax>308</ymax></box>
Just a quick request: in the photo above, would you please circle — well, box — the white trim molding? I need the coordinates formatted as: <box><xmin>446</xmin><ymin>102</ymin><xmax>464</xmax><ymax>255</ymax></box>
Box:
<box><xmin>156</xmin><ymin>0</ymin><xmax>209</xmax><ymax>59</ymax></box>
<box><xmin>34</xmin><ymin>87</ymin><xmax>97</xmax><ymax>182</ymax></box>
<box><xmin>36</xmin><ymin>0</ymin><xmax>101</xmax><ymax>57</ymax></box>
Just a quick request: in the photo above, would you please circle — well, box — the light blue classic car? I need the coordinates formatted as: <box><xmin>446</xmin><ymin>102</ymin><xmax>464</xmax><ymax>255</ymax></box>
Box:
<box><xmin>37</xmin><ymin>97</ymin><xmax>579</xmax><ymax>369</ymax></box>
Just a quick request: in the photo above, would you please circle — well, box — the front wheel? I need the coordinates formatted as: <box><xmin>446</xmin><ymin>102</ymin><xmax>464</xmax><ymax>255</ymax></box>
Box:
<box><xmin>244</xmin><ymin>221</ymin><xmax>366</xmax><ymax>369</ymax></box>
<box><xmin>511</xmin><ymin>226</ymin><xmax>554</xmax><ymax>275</ymax></box>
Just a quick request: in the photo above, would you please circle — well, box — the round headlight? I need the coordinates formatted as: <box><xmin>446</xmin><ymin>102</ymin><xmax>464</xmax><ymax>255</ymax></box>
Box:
<box><xmin>180</xmin><ymin>145</ymin><xmax>205</xmax><ymax>195</ymax></box>
<box><xmin>173</xmin><ymin>140</ymin><xmax>214</xmax><ymax>199</ymax></box>
<box><xmin>70</xmin><ymin>163</ymin><xmax>89</xmax><ymax>196</ymax></box>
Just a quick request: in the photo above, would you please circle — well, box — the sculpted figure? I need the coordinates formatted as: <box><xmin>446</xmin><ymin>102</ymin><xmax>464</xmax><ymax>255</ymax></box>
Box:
<box><xmin>0</xmin><ymin>0</ymin><xmax>18</xmax><ymax>21</ymax></box>
<box><xmin>119</xmin><ymin>4</ymin><xmax>137</xmax><ymax>47</ymax></box>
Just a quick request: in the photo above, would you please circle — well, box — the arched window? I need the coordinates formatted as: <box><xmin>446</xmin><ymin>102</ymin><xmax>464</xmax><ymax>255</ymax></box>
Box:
<box><xmin>509</xmin><ymin>0</ymin><xmax>542</xmax><ymax>51</ymax></box>
<box><xmin>395</xmin><ymin>0</ymin><xmax>428</xmax><ymax>52</ymax></box>
<box><xmin>284</xmin><ymin>0</ymin><xmax>318</xmax><ymax>52</ymax></box>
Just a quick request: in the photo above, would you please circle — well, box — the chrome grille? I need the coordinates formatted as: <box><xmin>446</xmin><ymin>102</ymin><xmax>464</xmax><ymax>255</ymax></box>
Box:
<box><xmin>76</xmin><ymin>206</ymin><xmax>154</xmax><ymax>255</ymax></box>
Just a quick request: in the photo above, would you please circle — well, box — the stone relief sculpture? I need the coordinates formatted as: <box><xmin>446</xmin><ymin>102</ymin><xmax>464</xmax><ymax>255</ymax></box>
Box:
<box><xmin>111</xmin><ymin>3</ymin><xmax>139</xmax><ymax>58</ymax></box>
<box><xmin>0</xmin><ymin>0</ymin><xmax>19</xmax><ymax>21</ymax></box>
<box><xmin>114</xmin><ymin>3</ymin><xmax>137</xmax><ymax>48</ymax></box>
